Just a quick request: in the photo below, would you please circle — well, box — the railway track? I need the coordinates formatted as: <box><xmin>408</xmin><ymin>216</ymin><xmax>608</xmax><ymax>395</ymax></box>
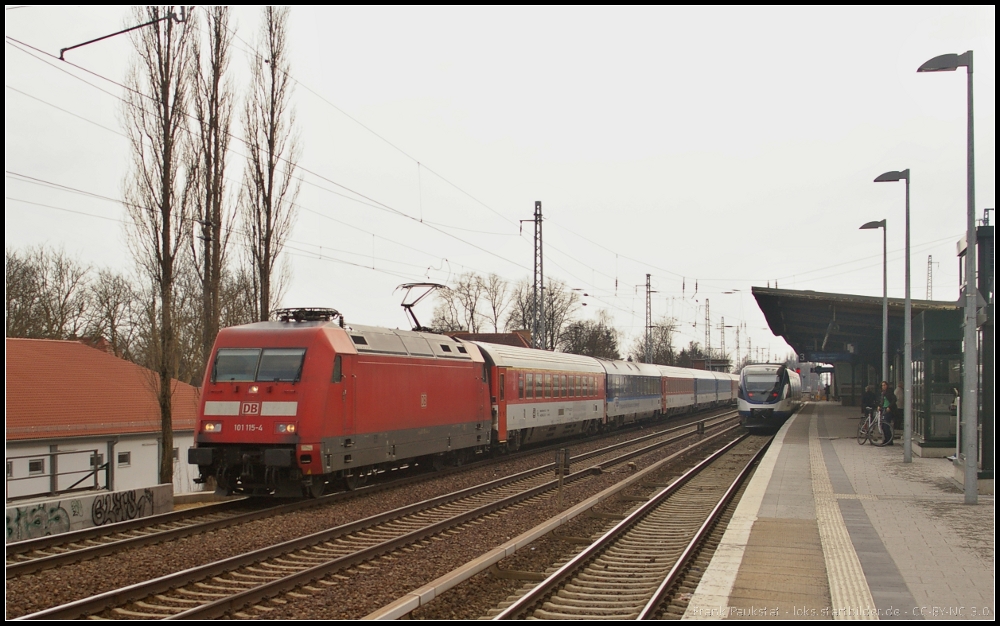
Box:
<box><xmin>5</xmin><ymin>408</ymin><xmax>732</xmax><ymax>582</ymax></box>
<box><xmin>492</xmin><ymin>433</ymin><xmax>768</xmax><ymax>620</ymax></box>
<box><xmin>5</xmin><ymin>500</ymin><xmax>256</xmax><ymax>578</ymax></box>
<box><xmin>18</xmin><ymin>412</ymin><xmax>739</xmax><ymax>620</ymax></box>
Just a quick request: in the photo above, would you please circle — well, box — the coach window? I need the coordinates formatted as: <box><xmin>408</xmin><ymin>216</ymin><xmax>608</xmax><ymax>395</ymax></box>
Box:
<box><xmin>526</xmin><ymin>373</ymin><xmax>533</xmax><ymax>399</ymax></box>
<box><xmin>332</xmin><ymin>355</ymin><xmax>343</xmax><ymax>383</ymax></box>
<box><xmin>561</xmin><ymin>375</ymin><xmax>567</xmax><ymax>397</ymax></box>
<box><xmin>518</xmin><ymin>374</ymin><xmax>524</xmax><ymax>399</ymax></box>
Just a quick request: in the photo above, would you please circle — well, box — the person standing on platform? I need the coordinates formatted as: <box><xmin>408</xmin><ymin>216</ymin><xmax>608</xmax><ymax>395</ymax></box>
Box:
<box><xmin>880</xmin><ymin>381</ymin><xmax>896</xmax><ymax>422</ymax></box>
<box><xmin>825</xmin><ymin>383</ymin><xmax>831</xmax><ymax>401</ymax></box>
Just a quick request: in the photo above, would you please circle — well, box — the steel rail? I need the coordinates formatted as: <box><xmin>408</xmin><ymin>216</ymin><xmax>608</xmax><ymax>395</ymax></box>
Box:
<box><xmin>636</xmin><ymin>439</ymin><xmax>769</xmax><ymax>619</ymax></box>
<box><xmin>492</xmin><ymin>433</ymin><xmax>755</xmax><ymax>620</ymax></box>
<box><xmin>18</xmin><ymin>415</ymin><xmax>737</xmax><ymax>620</ymax></box>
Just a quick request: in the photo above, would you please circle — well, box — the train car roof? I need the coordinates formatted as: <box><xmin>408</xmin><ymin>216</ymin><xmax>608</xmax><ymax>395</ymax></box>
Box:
<box><xmin>344</xmin><ymin>324</ymin><xmax>484</xmax><ymax>362</ymax></box>
<box><xmin>218</xmin><ymin>320</ymin><xmax>484</xmax><ymax>362</ymax></box>
<box><xmin>599</xmin><ymin>359</ymin><xmax>662</xmax><ymax>377</ymax></box>
<box><xmin>687</xmin><ymin>368</ymin><xmax>719</xmax><ymax>380</ymax></box>
<box><xmin>655</xmin><ymin>365</ymin><xmax>696</xmax><ymax>379</ymax></box>
<box><xmin>470</xmin><ymin>342</ymin><xmax>605</xmax><ymax>373</ymax></box>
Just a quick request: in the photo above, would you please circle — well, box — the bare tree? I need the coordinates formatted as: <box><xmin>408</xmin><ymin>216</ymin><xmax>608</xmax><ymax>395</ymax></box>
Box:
<box><xmin>85</xmin><ymin>269</ymin><xmax>143</xmax><ymax>360</ymax></box>
<box><xmin>505</xmin><ymin>277</ymin><xmax>579</xmax><ymax>349</ymax></box>
<box><xmin>629</xmin><ymin>316</ymin><xmax>678</xmax><ymax>365</ymax></box>
<box><xmin>172</xmin><ymin>256</ymin><xmax>207</xmax><ymax>385</ymax></box>
<box><xmin>504</xmin><ymin>278</ymin><xmax>533</xmax><ymax>334</ymax></box>
<box><xmin>430</xmin><ymin>289</ymin><xmax>463</xmax><ymax>332</ymax></box>
<box><xmin>542</xmin><ymin>278</ymin><xmax>580</xmax><ymax>351</ymax></box>
<box><xmin>190</xmin><ymin>6</ymin><xmax>236</xmax><ymax>378</ymax></box>
<box><xmin>5</xmin><ymin>247</ymin><xmax>40</xmax><ymax>338</ymax></box>
<box><xmin>431</xmin><ymin>272</ymin><xmax>485</xmax><ymax>332</ymax></box>
<box><xmin>122</xmin><ymin>6</ymin><xmax>196</xmax><ymax>485</ymax></box>
<box><xmin>5</xmin><ymin>246</ymin><xmax>90</xmax><ymax>339</ymax></box>
<box><xmin>241</xmin><ymin>6</ymin><xmax>300</xmax><ymax>322</ymax></box>
<box><xmin>219</xmin><ymin>266</ymin><xmax>260</xmax><ymax>329</ymax></box>
<box><xmin>480</xmin><ymin>273</ymin><xmax>511</xmax><ymax>332</ymax></box>
<box><xmin>559</xmin><ymin>309</ymin><xmax>620</xmax><ymax>359</ymax></box>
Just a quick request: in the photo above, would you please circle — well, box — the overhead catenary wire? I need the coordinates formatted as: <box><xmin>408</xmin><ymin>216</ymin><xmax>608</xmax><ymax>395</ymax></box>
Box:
<box><xmin>7</xmin><ymin>32</ymin><xmax>688</xmax><ymax>316</ymax></box>
<box><xmin>4</xmin><ymin>23</ymin><xmax>817</xmax><ymax>354</ymax></box>
<box><xmin>4</xmin><ymin>35</ymin><xmax>533</xmax><ymax>276</ymax></box>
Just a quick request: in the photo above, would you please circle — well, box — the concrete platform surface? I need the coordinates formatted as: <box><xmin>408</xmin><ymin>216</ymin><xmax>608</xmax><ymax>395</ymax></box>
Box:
<box><xmin>684</xmin><ymin>402</ymin><xmax>994</xmax><ymax>620</ymax></box>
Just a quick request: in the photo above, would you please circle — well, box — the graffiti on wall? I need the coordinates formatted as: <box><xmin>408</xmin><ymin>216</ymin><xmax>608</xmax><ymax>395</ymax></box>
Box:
<box><xmin>91</xmin><ymin>488</ymin><xmax>154</xmax><ymax>526</ymax></box>
<box><xmin>5</xmin><ymin>501</ymin><xmax>72</xmax><ymax>542</ymax></box>
<box><xmin>6</xmin><ymin>487</ymin><xmax>158</xmax><ymax>542</ymax></box>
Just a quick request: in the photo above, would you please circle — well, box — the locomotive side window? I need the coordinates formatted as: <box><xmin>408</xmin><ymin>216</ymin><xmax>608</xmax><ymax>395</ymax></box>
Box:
<box><xmin>213</xmin><ymin>348</ymin><xmax>261</xmax><ymax>382</ymax></box>
<box><xmin>257</xmin><ymin>348</ymin><xmax>307</xmax><ymax>382</ymax></box>
<box><xmin>332</xmin><ymin>355</ymin><xmax>342</xmax><ymax>383</ymax></box>
<box><xmin>499</xmin><ymin>374</ymin><xmax>505</xmax><ymax>400</ymax></box>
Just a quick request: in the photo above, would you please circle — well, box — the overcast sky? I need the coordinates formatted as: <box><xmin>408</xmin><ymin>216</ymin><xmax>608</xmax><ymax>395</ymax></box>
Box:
<box><xmin>5</xmin><ymin>6</ymin><xmax>995</xmax><ymax>362</ymax></box>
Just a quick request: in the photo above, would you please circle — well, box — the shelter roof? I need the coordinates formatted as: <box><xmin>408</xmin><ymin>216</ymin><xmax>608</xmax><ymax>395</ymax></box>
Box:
<box><xmin>5</xmin><ymin>338</ymin><xmax>199</xmax><ymax>442</ymax></box>
<box><xmin>752</xmin><ymin>287</ymin><xmax>957</xmax><ymax>361</ymax></box>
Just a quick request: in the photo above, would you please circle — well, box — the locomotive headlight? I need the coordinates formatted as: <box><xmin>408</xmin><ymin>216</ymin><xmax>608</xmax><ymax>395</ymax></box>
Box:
<box><xmin>275</xmin><ymin>422</ymin><xmax>297</xmax><ymax>434</ymax></box>
<box><xmin>203</xmin><ymin>422</ymin><xmax>223</xmax><ymax>433</ymax></box>
<box><xmin>249</xmin><ymin>385</ymin><xmax>259</xmax><ymax>394</ymax></box>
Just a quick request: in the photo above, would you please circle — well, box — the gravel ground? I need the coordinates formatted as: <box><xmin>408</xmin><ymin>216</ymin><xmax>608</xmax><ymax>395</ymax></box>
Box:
<box><xmin>408</xmin><ymin>442</ymin><xmax>726</xmax><ymax>620</ymax></box>
<box><xmin>5</xmin><ymin>417</ymin><xmax>731</xmax><ymax>619</ymax></box>
<box><xmin>234</xmin><ymin>431</ymin><xmax>736</xmax><ymax>619</ymax></box>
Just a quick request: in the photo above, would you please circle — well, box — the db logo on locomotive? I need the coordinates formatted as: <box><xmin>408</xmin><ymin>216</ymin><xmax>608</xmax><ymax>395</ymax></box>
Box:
<box><xmin>241</xmin><ymin>402</ymin><xmax>260</xmax><ymax>415</ymax></box>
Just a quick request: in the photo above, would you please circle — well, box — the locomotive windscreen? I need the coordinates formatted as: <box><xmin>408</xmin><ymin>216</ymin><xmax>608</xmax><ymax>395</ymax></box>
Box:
<box><xmin>257</xmin><ymin>349</ymin><xmax>306</xmax><ymax>382</ymax></box>
<box><xmin>214</xmin><ymin>348</ymin><xmax>261</xmax><ymax>381</ymax></box>
<box><xmin>743</xmin><ymin>368</ymin><xmax>781</xmax><ymax>394</ymax></box>
<box><xmin>212</xmin><ymin>348</ymin><xmax>306</xmax><ymax>382</ymax></box>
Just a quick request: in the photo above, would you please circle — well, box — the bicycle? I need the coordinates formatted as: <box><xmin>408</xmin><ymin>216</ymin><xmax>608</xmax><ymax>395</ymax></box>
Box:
<box><xmin>857</xmin><ymin>405</ymin><xmax>893</xmax><ymax>446</ymax></box>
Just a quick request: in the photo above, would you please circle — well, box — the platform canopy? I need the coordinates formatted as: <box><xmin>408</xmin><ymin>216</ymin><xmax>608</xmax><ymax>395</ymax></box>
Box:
<box><xmin>752</xmin><ymin>287</ymin><xmax>958</xmax><ymax>363</ymax></box>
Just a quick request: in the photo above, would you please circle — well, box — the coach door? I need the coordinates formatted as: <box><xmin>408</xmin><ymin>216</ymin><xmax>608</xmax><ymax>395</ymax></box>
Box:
<box><xmin>493</xmin><ymin>367</ymin><xmax>508</xmax><ymax>442</ymax></box>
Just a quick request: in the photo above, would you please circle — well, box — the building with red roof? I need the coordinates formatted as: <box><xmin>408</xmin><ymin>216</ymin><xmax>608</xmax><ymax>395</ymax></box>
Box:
<box><xmin>5</xmin><ymin>338</ymin><xmax>203</xmax><ymax>501</ymax></box>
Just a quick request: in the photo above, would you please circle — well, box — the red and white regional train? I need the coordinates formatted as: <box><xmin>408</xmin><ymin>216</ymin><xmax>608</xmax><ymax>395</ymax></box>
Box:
<box><xmin>188</xmin><ymin>309</ymin><xmax>738</xmax><ymax>496</ymax></box>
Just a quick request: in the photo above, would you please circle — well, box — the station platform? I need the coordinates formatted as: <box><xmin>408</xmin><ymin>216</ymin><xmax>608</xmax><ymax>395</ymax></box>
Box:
<box><xmin>685</xmin><ymin>402</ymin><xmax>995</xmax><ymax>620</ymax></box>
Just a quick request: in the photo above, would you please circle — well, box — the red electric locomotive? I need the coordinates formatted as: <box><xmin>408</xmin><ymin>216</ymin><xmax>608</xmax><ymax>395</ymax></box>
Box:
<box><xmin>188</xmin><ymin>309</ymin><xmax>491</xmax><ymax>496</ymax></box>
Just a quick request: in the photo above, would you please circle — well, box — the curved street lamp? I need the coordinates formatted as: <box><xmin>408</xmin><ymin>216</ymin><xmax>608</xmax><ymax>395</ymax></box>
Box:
<box><xmin>874</xmin><ymin>170</ymin><xmax>912</xmax><ymax>464</ymax></box>
<box><xmin>919</xmin><ymin>50</ymin><xmax>978</xmax><ymax>504</ymax></box>
<box><xmin>860</xmin><ymin>219</ymin><xmax>888</xmax><ymax>387</ymax></box>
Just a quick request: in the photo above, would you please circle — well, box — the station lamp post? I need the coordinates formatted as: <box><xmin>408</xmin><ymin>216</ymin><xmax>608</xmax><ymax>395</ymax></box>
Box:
<box><xmin>860</xmin><ymin>219</ymin><xmax>888</xmax><ymax>390</ymax></box>
<box><xmin>918</xmin><ymin>50</ymin><xmax>977</xmax><ymax>504</ymax></box>
<box><xmin>874</xmin><ymin>170</ymin><xmax>912</xmax><ymax>464</ymax></box>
